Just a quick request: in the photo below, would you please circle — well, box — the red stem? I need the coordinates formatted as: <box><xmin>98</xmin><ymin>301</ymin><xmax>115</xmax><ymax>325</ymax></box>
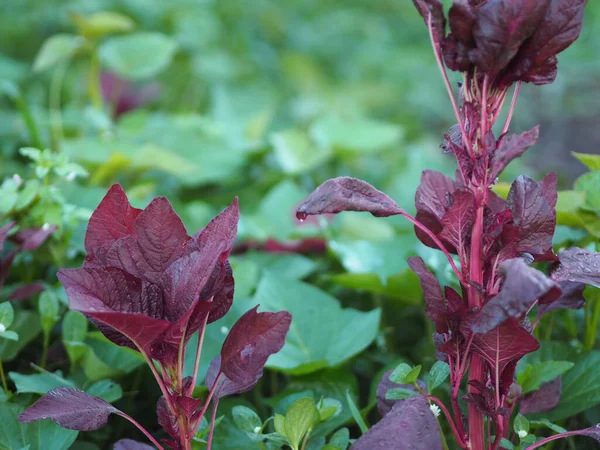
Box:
<box><xmin>491</xmin><ymin>416</ymin><xmax>504</xmax><ymax>450</ymax></box>
<box><xmin>502</xmin><ymin>82</ymin><xmax>521</xmax><ymax>135</ymax></box>
<box><xmin>523</xmin><ymin>429</ymin><xmax>595</xmax><ymax>450</ymax></box>
<box><xmin>207</xmin><ymin>399</ymin><xmax>220</xmax><ymax>450</ymax></box>
<box><xmin>187</xmin><ymin>313</ymin><xmax>211</xmax><ymax>397</ymax></box>
<box><xmin>116</xmin><ymin>411</ymin><xmax>165</xmax><ymax>450</ymax></box>
<box><xmin>195</xmin><ymin>372</ymin><xmax>223</xmax><ymax>425</ymax></box>
<box><xmin>480</xmin><ymin>75</ymin><xmax>490</xmax><ymax>144</ymax></box>
<box><xmin>427</xmin><ymin>396</ymin><xmax>468</xmax><ymax>449</ymax></box>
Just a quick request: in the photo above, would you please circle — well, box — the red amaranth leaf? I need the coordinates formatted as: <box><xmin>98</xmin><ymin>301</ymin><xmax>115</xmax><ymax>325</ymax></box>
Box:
<box><xmin>449</xmin><ymin>0</ymin><xmax>476</xmax><ymax>45</ymax></box>
<box><xmin>12</xmin><ymin>225</ymin><xmax>57</xmax><ymax>251</ymax></box>
<box><xmin>551</xmin><ymin>247</ymin><xmax>600</xmax><ymax>288</ymax></box>
<box><xmin>408</xmin><ymin>256</ymin><xmax>447</xmax><ymax>333</ymax></box>
<box><xmin>351</xmin><ymin>396</ymin><xmax>443</xmax><ymax>450</ymax></box>
<box><xmin>462</xmin><ymin>319</ymin><xmax>540</xmax><ymax>376</ymax></box>
<box><xmin>296</xmin><ymin>177</ymin><xmax>403</xmax><ymax>219</ymax></box>
<box><xmin>18</xmin><ymin>387</ymin><xmax>118</xmax><ymax>431</ymax></box>
<box><xmin>8</xmin><ymin>282</ymin><xmax>45</xmax><ymax>301</ymax></box>
<box><xmin>470</xmin><ymin>258</ymin><xmax>560</xmax><ymax>333</ymax></box>
<box><xmin>538</xmin><ymin>281</ymin><xmax>585</xmax><ymax>317</ymax></box>
<box><xmin>439</xmin><ymin>189</ymin><xmax>475</xmax><ymax>253</ymax></box>
<box><xmin>413</xmin><ymin>0</ymin><xmax>446</xmax><ymax>45</ymax></box>
<box><xmin>0</xmin><ymin>221</ymin><xmax>15</xmax><ymax>251</ymax></box>
<box><xmin>219</xmin><ymin>306</ymin><xmax>291</xmax><ymax>385</ymax></box>
<box><xmin>470</xmin><ymin>0</ymin><xmax>550</xmax><ymax>76</ymax></box>
<box><xmin>520</xmin><ymin>377</ymin><xmax>562</xmax><ymax>415</ymax></box>
<box><xmin>205</xmin><ymin>355</ymin><xmax>261</xmax><ymax>399</ymax></box>
<box><xmin>520</xmin><ymin>56</ymin><xmax>558</xmax><ymax>85</ymax></box>
<box><xmin>489</xmin><ymin>126</ymin><xmax>539</xmax><ymax>180</ymax></box>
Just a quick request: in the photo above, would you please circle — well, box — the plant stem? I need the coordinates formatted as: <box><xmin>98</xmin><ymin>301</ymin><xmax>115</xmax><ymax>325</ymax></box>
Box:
<box><xmin>116</xmin><ymin>411</ymin><xmax>165</xmax><ymax>450</ymax></box>
<box><xmin>139</xmin><ymin>350</ymin><xmax>177</xmax><ymax>416</ymax></box>
<box><xmin>427</xmin><ymin>396</ymin><xmax>468</xmax><ymax>449</ymax></box>
<box><xmin>501</xmin><ymin>82</ymin><xmax>521</xmax><ymax>135</ymax></box>
<box><xmin>188</xmin><ymin>314</ymin><xmax>210</xmax><ymax>396</ymax></box>
<box><xmin>207</xmin><ymin>399</ymin><xmax>220</xmax><ymax>450</ymax></box>
<box><xmin>0</xmin><ymin>360</ymin><xmax>8</xmax><ymax>395</ymax></box>
<box><xmin>584</xmin><ymin>292</ymin><xmax>600</xmax><ymax>350</ymax></box>
<box><xmin>88</xmin><ymin>50</ymin><xmax>103</xmax><ymax>110</ymax></box>
<box><xmin>196</xmin><ymin>372</ymin><xmax>222</xmax><ymax>424</ymax></box>
<box><xmin>300</xmin><ymin>428</ymin><xmax>313</xmax><ymax>450</ymax></box>
<box><xmin>40</xmin><ymin>331</ymin><xmax>50</xmax><ymax>369</ymax></box>
<box><xmin>523</xmin><ymin>428</ymin><xmax>595</xmax><ymax>450</ymax></box>
<box><xmin>480</xmin><ymin>75</ymin><xmax>490</xmax><ymax>143</ymax></box>
<box><xmin>14</xmin><ymin>92</ymin><xmax>43</xmax><ymax>148</ymax></box>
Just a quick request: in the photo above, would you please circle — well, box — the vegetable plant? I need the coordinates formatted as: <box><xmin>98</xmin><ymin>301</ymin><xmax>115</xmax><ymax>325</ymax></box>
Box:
<box><xmin>17</xmin><ymin>185</ymin><xmax>291</xmax><ymax>450</ymax></box>
<box><xmin>295</xmin><ymin>0</ymin><xmax>600</xmax><ymax>449</ymax></box>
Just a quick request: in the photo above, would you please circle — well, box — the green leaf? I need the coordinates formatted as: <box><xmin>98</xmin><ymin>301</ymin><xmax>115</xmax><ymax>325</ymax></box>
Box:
<box><xmin>252</xmin><ymin>273</ymin><xmax>381</xmax><ymax>374</ymax></box>
<box><xmin>310</xmin><ymin>115</ymin><xmax>402</xmax><ymax>154</ymax></box>
<box><xmin>0</xmin><ymin>311</ymin><xmax>41</xmax><ymax>361</ymax></box>
<box><xmin>513</xmin><ymin>413</ymin><xmax>529</xmax><ymax>435</ymax></box>
<box><xmin>8</xmin><ymin>370</ymin><xmax>74</xmax><ymax>395</ymax></box>
<box><xmin>81</xmin><ymin>332</ymin><xmax>144</xmax><ymax>381</ymax></box>
<box><xmin>530</xmin><ymin>419</ymin><xmax>567</xmax><ymax>434</ymax></box>
<box><xmin>330</xmin><ymin>270</ymin><xmax>421</xmax><ymax>304</ymax></box>
<box><xmin>0</xmin><ymin>402</ymin><xmax>77</xmax><ymax>450</ymax></box>
<box><xmin>345</xmin><ymin>390</ymin><xmax>368</xmax><ymax>435</ymax></box>
<box><xmin>274</xmin><ymin>413</ymin><xmax>287</xmax><ymax>439</ymax></box>
<box><xmin>403</xmin><ymin>365</ymin><xmax>422</xmax><ymax>384</ymax></box>
<box><xmin>0</xmin><ymin>331</ymin><xmax>19</xmax><ymax>341</ymax></box>
<box><xmin>232</xmin><ymin>406</ymin><xmax>262</xmax><ymax>434</ymax></box>
<box><xmin>62</xmin><ymin>311</ymin><xmax>88</xmax><ymax>343</ymax></box>
<box><xmin>574</xmin><ymin>170</ymin><xmax>600</xmax><ymax>211</ymax></box>
<box><xmin>318</xmin><ymin>398</ymin><xmax>342</xmax><ymax>422</ymax></box>
<box><xmin>499</xmin><ymin>438</ymin><xmax>515</xmax><ymax>449</ymax></box>
<box><xmin>573</xmin><ymin>152</ymin><xmax>600</xmax><ymax>171</ymax></box>
<box><xmin>328</xmin><ymin>428</ymin><xmax>349</xmax><ymax>450</ymax></box>
<box><xmin>33</xmin><ymin>34</ymin><xmax>81</xmax><ymax>72</ymax></box>
<box><xmin>389</xmin><ymin>363</ymin><xmax>412</xmax><ymax>384</ymax></box>
<box><xmin>85</xmin><ymin>379</ymin><xmax>123</xmax><ymax>403</ymax></box>
<box><xmin>0</xmin><ymin>302</ymin><xmax>14</xmax><ymax>328</ymax></box>
<box><xmin>14</xmin><ymin>180</ymin><xmax>41</xmax><ymax>211</ymax></box>
<box><xmin>72</xmin><ymin>11</ymin><xmax>134</xmax><ymax>39</ymax></box>
<box><xmin>517</xmin><ymin>361</ymin><xmax>574</xmax><ymax>394</ymax></box>
<box><xmin>99</xmin><ymin>32</ymin><xmax>177</xmax><ymax>80</ymax></box>
<box><xmin>426</xmin><ymin>361</ymin><xmax>450</xmax><ymax>392</ymax></box>
<box><xmin>555</xmin><ymin>190</ymin><xmax>586</xmax><ymax>228</ymax></box>
<box><xmin>385</xmin><ymin>387</ymin><xmax>419</xmax><ymax>400</ymax></box>
<box><xmin>284</xmin><ymin>398</ymin><xmax>320</xmax><ymax>450</ymax></box>
<box><xmin>270</xmin><ymin>128</ymin><xmax>332</xmax><ymax>174</ymax></box>
<box><xmin>38</xmin><ymin>291</ymin><xmax>60</xmax><ymax>335</ymax></box>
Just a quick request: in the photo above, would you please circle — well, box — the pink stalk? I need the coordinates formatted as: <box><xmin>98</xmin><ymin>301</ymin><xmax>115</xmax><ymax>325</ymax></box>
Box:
<box><xmin>139</xmin><ymin>350</ymin><xmax>177</xmax><ymax>416</ymax></box>
<box><xmin>195</xmin><ymin>372</ymin><xmax>223</xmax><ymax>427</ymax></box>
<box><xmin>207</xmin><ymin>399</ymin><xmax>220</xmax><ymax>450</ymax></box>
<box><xmin>481</xmin><ymin>75</ymin><xmax>490</xmax><ymax>143</ymax></box>
<box><xmin>427</xmin><ymin>396</ymin><xmax>468</xmax><ymax>449</ymax></box>
<box><xmin>188</xmin><ymin>313</ymin><xmax>211</xmax><ymax>397</ymax></box>
<box><xmin>524</xmin><ymin>429</ymin><xmax>596</xmax><ymax>450</ymax></box>
<box><xmin>426</xmin><ymin>14</ymin><xmax>474</xmax><ymax>158</ymax></box>
<box><xmin>116</xmin><ymin>410</ymin><xmax>165</xmax><ymax>450</ymax></box>
<box><xmin>501</xmin><ymin>82</ymin><xmax>522</xmax><ymax>135</ymax></box>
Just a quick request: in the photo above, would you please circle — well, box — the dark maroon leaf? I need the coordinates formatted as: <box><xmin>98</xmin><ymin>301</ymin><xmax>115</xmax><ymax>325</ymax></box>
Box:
<box><xmin>445</xmin><ymin>286</ymin><xmax>465</xmax><ymax>314</ymax></box>
<box><xmin>470</xmin><ymin>0</ymin><xmax>550</xmax><ymax>76</ymax></box>
<box><xmin>157</xmin><ymin>396</ymin><xmax>179</xmax><ymax>440</ymax></box>
<box><xmin>113</xmin><ymin>439</ymin><xmax>155</xmax><ymax>450</ymax></box>
<box><xmin>439</xmin><ymin>189</ymin><xmax>475</xmax><ymax>252</ymax></box>
<box><xmin>206</xmin><ymin>355</ymin><xmax>260</xmax><ymax>399</ymax></box>
<box><xmin>84</xmin><ymin>184</ymin><xmax>142</xmax><ymax>266</ymax></box>
<box><xmin>538</xmin><ymin>281</ymin><xmax>585</xmax><ymax>317</ymax></box>
<box><xmin>470</xmin><ymin>258</ymin><xmax>560</xmax><ymax>333</ymax></box>
<box><xmin>520</xmin><ymin>377</ymin><xmax>562</xmax><ymax>415</ymax></box>
<box><xmin>500</xmin><ymin>175</ymin><xmax>556</xmax><ymax>260</ymax></box>
<box><xmin>408</xmin><ymin>257</ymin><xmax>447</xmax><ymax>333</ymax></box>
<box><xmin>462</xmin><ymin>319</ymin><xmax>540</xmax><ymax>377</ymax></box>
<box><xmin>13</xmin><ymin>225</ymin><xmax>57</xmax><ymax>251</ymax></box>
<box><xmin>0</xmin><ymin>221</ymin><xmax>15</xmax><ymax>251</ymax></box>
<box><xmin>463</xmin><ymin>381</ymin><xmax>509</xmax><ymax>419</ymax></box>
<box><xmin>521</xmin><ymin>56</ymin><xmax>558</xmax><ymax>85</ymax></box>
<box><xmin>296</xmin><ymin>177</ymin><xmax>403</xmax><ymax>219</ymax></box>
<box><xmin>8</xmin><ymin>282</ymin><xmax>45</xmax><ymax>301</ymax></box>
<box><xmin>449</xmin><ymin>0</ymin><xmax>476</xmax><ymax>44</ymax></box>
<box><xmin>101</xmin><ymin>71</ymin><xmax>161</xmax><ymax>118</ymax></box>
<box><xmin>351</xmin><ymin>396</ymin><xmax>443</xmax><ymax>450</ymax></box>
<box><xmin>18</xmin><ymin>387</ymin><xmax>118</xmax><ymax>431</ymax></box>
<box><xmin>551</xmin><ymin>247</ymin><xmax>600</xmax><ymax>288</ymax></box>
<box><xmin>220</xmin><ymin>306</ymin><xmax>291</xmax><ymax>385</ymax></box>
<box><xmin>502</xmin><ymin>0</ymin><xmax>587</xmax><ymax>85</ymax></box>
<box><xmin>413</xmin><ymin>0</ymin><xmax>446</xmax><ymax>45</ymax></box>
<box><xmin>489</xmin><ymin>126</ymin><xmax>539</xmax><ymax>180</ymax></box>
<box><xmin>442</xmin><ymin>34</ymin><xmax>473</xmax><ymax>72</ymax></box>
<box><xmin>376</xmin><ymin>370</ymin><xmax>427</xmax><ymax>417</ymax></box>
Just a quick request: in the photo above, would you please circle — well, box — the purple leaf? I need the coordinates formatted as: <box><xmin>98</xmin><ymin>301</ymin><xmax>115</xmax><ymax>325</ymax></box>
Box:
<box><xmin>18</xmin><ymin>387</ymin><xmax>118</xmax><ymax>431</ymax></box>
<box><xmin>489</xmin><ymin>126</ymin><xmax>539</xmax><ymax>180</ymax></box>
<box><xmin>442</xmin><ymin>34</ymin><xmax>473</xmax><ymax>72</ymax></box>
<box><xmin>413</xmin><ymin>0</ymin><xmax>446</xmax><ymax>45</ymax></box>
<box><xmin>551</xmin><ymin>247</ymin><xmax>600</xmax><ymax>288</ymax></box>
<box><xmin>470</xmin><ymin>258</ymin><xmax>560</xmax><ymax>333</ymax></box>
<box><xmin>501</xmin><ymin>0</ymin><xmax>587</xmax><ymax>86</ymax></box>
<box><xmin>470</xmin><ymin>0</ymin><xmax>550</xmax><ymax>76</ymax></box>
<box><xmin>296</xmin><ymin>177</ymin><xmax>403</xmax><ymax>219</ymax></box>
<box><xmin>8</xmin><ymin>282</ymin><xmax>45</xmax><ymax>301</ymax></box>
<box><xmin>219</xmin><ymin>306</ymin><xmax>291</xmax><ymax>385</ymax></box>
<box><xmin>156</xmin><ymin>396</ymin><xmax>179</xmax><ymax>441</ymax></box>
<box><xmin>520</xmin><ymin>377</ymin><xmax>562</xmax><ymax>415</ymax></box>
<box><xmin>206</xmin><ymin>355</ymin><xmax>260</xmax><ymax>399</ymax></box>
<box><xmin>101</xmin><ymin>71</ymin><xmax>161</xmax><ymax>118</ymax></box>
<box><xmin>0</xmin><ymin>221</ymin><xmax>15</xmax><ymax>251</ymax></box>
<box><xmin>538</xmin><ymin>281</ymin><xmax>585</xmax><ymax>317</ymax></box>
<box><xmin>376</xmin><ymin>370</ymin><xmax>427</xmax><ymax>417</ymax></box>
<box><xmin>462</xmin><ymin>319</ymin><xmax>540</xmax><ymax>377</ymax></box>
<box><xmin>13</xmin><ymin>225</ymin><xmax>57</xmax><ymax>251</ymax></box>
<box><xmin>439</xmin><ymin>189</ymin><xmax>475</xmax><ymax>253</ymax></box>
<box><xmin>500</xmin><ymin>175</ymin><xmax>556</xmax><ymax>260</ymax></box>
<box><xmin>448</xmin><ymin>0</ymin><xmax>475</xmax><ymax>45</ymax></box>
<box><xmin>408</xmin><ymin>257</ymin><xmax>447</xmax><ymax>333</ymax></box>
<box><xmin>113</xmin><ymin>439</ymin><xmax>155</xmax><ymax>450</ymax></box>
<box><xmin>351</xmin><ymin>396</ymin><xmax>443</xmax><ymax>450</ymax></box>
<box><xmin>84</xmin><ymin>184</ymin><xmax>142</xmax><ymax>267</ymax></box>
<box><xmin>521</xmin><ymin>56</ymin><xmax>558</xmax><ymax>85</ymax></box>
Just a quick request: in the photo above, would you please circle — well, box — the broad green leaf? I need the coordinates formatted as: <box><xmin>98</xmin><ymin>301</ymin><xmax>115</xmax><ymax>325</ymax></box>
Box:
<box><xmin>85</xmin><ymin>379</ymin><xmax>123</xmax><ymax>403</ymax></box>
<box><xmin>500</xmin><ymin>438</ymin><xmax>515</xmax><ymax>449</ymax></box>
<box><xmin>274</xmin><ymin>413</ymin><xmax>287</xmax><ymax>439</ymax></box>
<box><xmin>38</xmin><ymin>291</ymin><xmax>60</xmax><ymax>335</ymax></box>
<box><xmin>403</xmin><ymin>365</ymin><xmax>422</xmax><ymax>384</ymax></box>
<box><xmin>252</xmin><ymin>273</ymin><xmax>381</xmax><ymax>374</ymax></box>
<box><xmin>574</xmin><ymin>170</ymin><xmax>600</xmax><ymax>211</ymax></box>
<box><xmin>426</xmin><ymin>361</ymin><xmax>450</xmax><ymax>392</ymax></box>
<box><xmin>270</xmin><ymin>129</ymin><xmax>331</xmax><ymax>174</ymax></box>
<box><xmin>240</xmin><ymin>252</ymin><xmax>317</xmax><ymax>282</ymax></box>
<box><xmin>8</xmin><ymin>370</ymin><xmax>74</xmax><ymax>395</ymax></box>
<box><xmin>573</xmin><ymin>152</ymin><xmax>600</xmax><ymax>171</ymax></box>
<box><xmin>232</xmin><ymin>406</ymin><xmax>262</xmax><ymax>434</ymax></box>
<box><xmin>555</xmin><ymin>190</ymin><xmax>586</xmax><ymax>228</ymax></box>
<box><xmin>330</xmin><ymin>270</ymin><xmax>421</xmax><ymax>304</ymax></box>
<box><xmin>33</xmin><ymin>34</ymin><xmax>81</xmax><ymax>72</ymax></box>
<box><xmin>328</xmin><ymin>428</ymin><xmax>349</xmax><ymax>450</ymax></box>
<box><xmin>82</xmin><ymin>332</ymin><xmax>144</xmax><ymax>380</ymax></box>
<box><xmin>385</xmin><ymin>387</ymin><xmax>419</xmax><ymax>400</ymax></box>
<box><xmin>318</xmin><ymin>398</ymin><xmax>342</xmax><ymax>422</ymax></box>
<box><xmin>0</xmin><ymin>302</ymin><xmax>14</xmax><ymax>328</ymax></box>
<box><xmin>284</xmin><ymin>398</ymin><xmax>320</xmax><ymax>450</ymax></box>
<box><xmin>62</xmin><ymin>311</ymin><xmax>88</xmax><ymax>343</ymax></box>
<box><xmin>517</xmin><ymin>360</ymin><xmax>574</xmax><ymax>394</ymax></box>
<box><xmin>389</xmin><ymin>363</ymin><xmax>412</xmax><ymax>384</ymax></box>
<box><xmin>99</xmin><ymin>32</ymin><xmax>177</xmax><ymax>80</ymax></box>
<box><xmin>311</xmin><ymin>115</ymin><xmax>402</xmax><ymax>154</ymax></box>
<box><xmin>0</xmin><ymin>402</ymin><xmax>77</xmax><ymax>450</ymax></box>
<box><xmin>0</xmin><ymin>331</ymin><xmax>18</xmax><ymax>341</ymax></box>
<box><xmin>72</xmin><ymin>12</ymin><xmax>134</xmax><ymax>39</ymax></box>
<box><xmin>513</xmin><ymin>413</ymin><xmax>529</xmax><ymax>434</ymax></box>
<box><xmin>0</xmin><ymin>311</ymin><xmax>42</xmax><ymax>361</ymax></box>
<box><xmin>14</xmin><ymin>180</ymin><xmax>40</xmax><ymax>211</ymax></box>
